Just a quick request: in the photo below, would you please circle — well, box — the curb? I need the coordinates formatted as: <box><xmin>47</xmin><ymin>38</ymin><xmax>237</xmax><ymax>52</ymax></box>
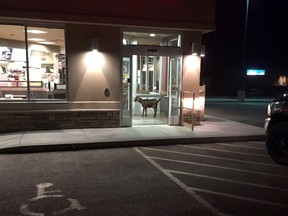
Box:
<box><xmin>0</xmin><ymin>134</ymin><xmax>267</xmax><ymax>154</ymax></box>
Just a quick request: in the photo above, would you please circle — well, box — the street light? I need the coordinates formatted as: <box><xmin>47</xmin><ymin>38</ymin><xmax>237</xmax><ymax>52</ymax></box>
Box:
<box><xmin>238</xmin><ymin>0</ymin><xmax>250</xmax><ymax>101</ymax></box>
<box><xmin>243</xmin><ymin>0</ymin><xmax>250</xmax><ymax>68</ymax></box>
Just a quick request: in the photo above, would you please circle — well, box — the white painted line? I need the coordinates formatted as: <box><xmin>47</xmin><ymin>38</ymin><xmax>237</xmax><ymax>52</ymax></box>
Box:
<box><xmin>148</xmin><ymin>156</ymin><xmax>288</xmax><ymax>179</ymax></box>
<box><xmin>215</xmin><ymin>143</ymin><xmax>266</xmax><ymax>150</ymax></box>
<box><xmin>53</xmin><ymin>198</ymin><xmax>86</xmax><ymax>215</ymax></box>
<box><xmin>249</xmin><ymin>141</ymin><xmax>265</xmax><ymax>145</ymax></box>
<box><xmin>190</xmin><ymin>187</ymin><xmax>288</xmax><ymax>208</ymax></box>
<box><xmin>20</xmin><ymin>203</ymin><xmax>44</xmax><ymax>216</ymax></box>
<box><xmin>30</xmin><ymin>183</ymin><xmax>63</xmax><ymax>201</ymax></box>
<box><xmin>133</xmin><ymin>147</ymin><xmax>228</xmax><ymax>216</ymax></box>
<box><xmin>180</xmin><ymin>145</ymin><xmax>268</xmax><ymax>158</ymax></box>
<box><xmin>142</xmin><ymin>147</ymin><xmax>278</xmax><ymax>167</ymax></box>
<box><xmin>167</xmin><ymin>169</ymin><xmax>288</xmax><ymax>192</ymax></box>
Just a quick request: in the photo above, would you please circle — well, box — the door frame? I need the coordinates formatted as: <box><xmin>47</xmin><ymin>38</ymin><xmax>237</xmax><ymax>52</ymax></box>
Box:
<box><xmin>168</xmin><ymin>57</ymin><xmax>182</xmax><ymax>125</ymax></box>
<box><xmin>121</xmin><ymin>45</ymin><xmax>183</xmax><ymax>127</ymax></box>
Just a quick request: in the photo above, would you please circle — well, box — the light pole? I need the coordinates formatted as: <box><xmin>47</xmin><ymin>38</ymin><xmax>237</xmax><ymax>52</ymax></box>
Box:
<box><xmin>243</xmin><ymin>0</ymin><xmax>250</xmax><ymax>69</ymax></box>
<box><xmin>238</xmin><ymin>0</ymin><xmax>250</xmax><ymax>101</ymax></box>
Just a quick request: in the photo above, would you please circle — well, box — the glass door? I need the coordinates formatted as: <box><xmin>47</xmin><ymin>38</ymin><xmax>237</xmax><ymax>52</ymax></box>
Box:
<box><xmin>121</xmin><ymin>56</ymin><xmax>132</xmax><ymax>126</ymax></box>
<box><xmin>132</xmin><ymin>55</ymin><xmax>166</xmax><ymax>125</ymax></box>
<box><xmin>121</xmin><ymin>55</ymin><xmax>182</xmax><ymax>126</ymax></box>
<box><xmin>168</xmin><ymin>57</ymin><xmax>182</xmax><ymax>125</ymax></box>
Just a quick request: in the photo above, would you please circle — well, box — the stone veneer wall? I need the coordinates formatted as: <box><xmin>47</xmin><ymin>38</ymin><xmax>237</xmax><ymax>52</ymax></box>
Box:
<box><xmin>0</xmin><ymin>110</ymin><xmax>120</xmax><ymax>133</ymax></box>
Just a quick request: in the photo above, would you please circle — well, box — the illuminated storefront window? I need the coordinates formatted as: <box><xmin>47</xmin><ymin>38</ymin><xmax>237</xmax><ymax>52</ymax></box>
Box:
<box><xmin>0</xmin><ymin>24</ymin><xmax>66</xmax><ymax>100</ymax></box>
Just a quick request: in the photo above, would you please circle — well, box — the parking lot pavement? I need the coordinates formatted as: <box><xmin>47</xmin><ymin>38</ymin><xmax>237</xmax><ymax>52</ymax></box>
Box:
<box><xmin>134</xmin><ymin>141</ymin><xmax>288</xmax><ymax>216</ymax></box>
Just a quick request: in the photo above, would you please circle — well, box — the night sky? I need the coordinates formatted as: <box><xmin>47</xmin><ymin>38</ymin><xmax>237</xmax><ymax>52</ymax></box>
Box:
<box><xmin>201</xmin><ymin>0</ymin><xmax>288</xmax><ymax>96</ymax></box>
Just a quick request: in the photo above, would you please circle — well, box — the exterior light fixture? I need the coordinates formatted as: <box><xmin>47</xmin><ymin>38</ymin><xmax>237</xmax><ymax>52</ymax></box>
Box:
<box><xmin>191</xmin><ymin>42</ymin><xmax>198</xmax><ymax>56</ymax></box>
<box><xmin>91</xmin><ymin>38</ymin><xmax>98</xmax><ymax>52</ymax></box>
<box><xmin>200</xmin><ymin>45</ymin><xmax>206</xmax><ymax>57</ymax></box>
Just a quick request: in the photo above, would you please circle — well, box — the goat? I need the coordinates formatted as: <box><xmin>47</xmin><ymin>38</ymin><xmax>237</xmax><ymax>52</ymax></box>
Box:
<box><xmin>134</xmin><ymin>96</ymin><xmax>161</xmax><ymax>117</ymax></box>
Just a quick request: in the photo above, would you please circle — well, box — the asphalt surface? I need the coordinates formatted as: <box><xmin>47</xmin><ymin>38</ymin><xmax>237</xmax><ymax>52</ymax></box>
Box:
<box><xmin>1</xmin><ymin>98</ymin><xmax>286</xmax><ymax>216</ymax></box>
<box><xmin>1</xmin><ymin>141</ymin><xmax>287</xmax><ymax>216</ymax></box>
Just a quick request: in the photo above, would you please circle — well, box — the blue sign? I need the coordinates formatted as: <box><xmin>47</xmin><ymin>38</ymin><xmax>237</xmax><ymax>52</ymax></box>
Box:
<box><xmin>247</xmin><ymin>69</ymin><xmax>266</xmax><ymax>76</ymax></box>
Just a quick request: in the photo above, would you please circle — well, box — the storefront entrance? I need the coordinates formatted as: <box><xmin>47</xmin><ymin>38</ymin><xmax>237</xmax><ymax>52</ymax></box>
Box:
<box><xmin>121</xmin><ymin>52</ymin><xmax>182</xmax><ymax>127</ymax></box>
<box><xmin>121</xmin><ymin>30</ymin><xmax>183</xmax><ymax>127</ymax></box>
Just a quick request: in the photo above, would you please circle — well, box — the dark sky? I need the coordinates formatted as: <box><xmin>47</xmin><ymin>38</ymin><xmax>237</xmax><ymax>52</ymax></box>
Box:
<box><xmin>246</xmin><ymin>0</ymin><xmax>288</xmax><ymax>68</ymax></box>
<box><xmin>202</xmin><ymin>0</ymin><xmax>288</xmax><ymax>71</ymax></box>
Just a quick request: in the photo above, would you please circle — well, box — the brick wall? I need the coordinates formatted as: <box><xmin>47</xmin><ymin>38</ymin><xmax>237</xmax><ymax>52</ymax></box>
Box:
<box><xmin>0</xmin><ymin>110</ymin><xmax>120</xmax><ymax>133</ymax></box>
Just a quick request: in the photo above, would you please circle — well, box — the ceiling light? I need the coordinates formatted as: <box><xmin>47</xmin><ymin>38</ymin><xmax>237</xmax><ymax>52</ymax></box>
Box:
<box><xmin>39</xmin><ymin>41</ymin><xmax>55</xmax><ymax>45</ymax></box>
<box><xmin>27</xmin><ymin>30</ymin><xmax>47</xmax><ymax>34</ymax></box>
<box><xmin>28</xmin><ymin>38</ymin><xmax>45</xmax><ymax>42</ymax></box>
<box><xmin>149</xmin><ymin>33</ymin><xmax>156</xmax><ymax>37</ymax></box>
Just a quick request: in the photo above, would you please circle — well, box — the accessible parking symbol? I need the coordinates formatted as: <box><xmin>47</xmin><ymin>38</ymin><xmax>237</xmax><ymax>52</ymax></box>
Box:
<box><xmin>20</xmin><ymin>183</ymin><xmax>86</xmax><ymax>215</ymax></box>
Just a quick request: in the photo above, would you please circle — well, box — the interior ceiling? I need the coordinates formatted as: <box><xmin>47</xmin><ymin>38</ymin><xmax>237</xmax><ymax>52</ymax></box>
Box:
<box><xmin>123</xmin><ymin>32</ymin><xmax>177</xmax><ymax>45</ymax></box>
<box><xmin>0</xmin><ymin>25</ymin><xmax>65</xmax><ymax>50</ymax></box>
<box><xmin>0</xmin><ymin>26</ymin><xmax>179</xmax><ymax>50</ymax></box>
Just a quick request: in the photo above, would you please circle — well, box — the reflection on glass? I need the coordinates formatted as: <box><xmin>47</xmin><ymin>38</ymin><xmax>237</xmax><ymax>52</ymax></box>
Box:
<box><xmin>136</xmin><ymin>56</ymin><xmax>167</xmax><ymax>95</ymax></box>
<box><xmin>123</xmin><ymin>31</ymin><xmax>181</xmax><ymax>47</ymax></box>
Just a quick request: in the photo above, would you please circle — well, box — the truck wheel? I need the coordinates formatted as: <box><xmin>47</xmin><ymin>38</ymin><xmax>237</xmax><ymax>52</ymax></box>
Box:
<box><xmin>266</xmin><ymin>123</ymin><xmax>288</xmax><ymax>165</ymax></box>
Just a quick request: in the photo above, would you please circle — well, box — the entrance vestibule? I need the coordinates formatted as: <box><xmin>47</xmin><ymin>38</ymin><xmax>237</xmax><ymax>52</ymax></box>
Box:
<box><xmin>122</xmin><ymin>54</ymin><xmax>182</xmax><ymax>127</ymax></box>
<box><xmin>121</xmin><ymin>30</ymin><xmax>183</xmax><ymax>127</ymax></box>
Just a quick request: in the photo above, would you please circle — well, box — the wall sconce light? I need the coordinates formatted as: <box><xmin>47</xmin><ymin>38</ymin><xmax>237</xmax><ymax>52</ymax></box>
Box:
<box><xmin>200</xmin><ymin>45</ymin><xmax>206</xmax><ymax>57</ymax></box>
<box><xmin>191</xmin><ymin>42</ymin><xmax>198</xmax><ymax>56</ymax></box>
<box><xmin>91</xmin><ymin>38</ymin><xmax>98</xmax><ymax>52</ymax></box>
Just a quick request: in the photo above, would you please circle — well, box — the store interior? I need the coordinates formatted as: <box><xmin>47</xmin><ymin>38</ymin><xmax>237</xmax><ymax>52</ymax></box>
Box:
<box><xmin>0</xmin><ymin>25</ymin><xmax>65</xmax><ymax>100</ymax></box>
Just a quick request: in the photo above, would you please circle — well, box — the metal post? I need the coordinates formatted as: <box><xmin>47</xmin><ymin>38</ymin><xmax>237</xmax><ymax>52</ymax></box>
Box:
<box><xmin>180</xmin><ymin>91</ymin><xmax>184</xmax><ymax>126</ymax></box>
<box><xmin>191</xmin><ymin>92</ymin><xmax>195</xmax><ymax>131</ymax></box>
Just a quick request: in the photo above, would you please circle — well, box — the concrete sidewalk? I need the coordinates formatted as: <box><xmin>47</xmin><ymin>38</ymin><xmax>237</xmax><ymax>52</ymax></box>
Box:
<box><xmin>0</xmin><ymin>115</ymin><xmax>266</xmax><ymax>153</ymax></box>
